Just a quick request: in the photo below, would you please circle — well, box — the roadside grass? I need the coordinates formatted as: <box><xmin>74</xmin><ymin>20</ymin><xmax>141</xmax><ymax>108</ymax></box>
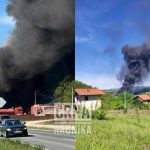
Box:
<box><xmin>0</xmin><ymin>139</ymin><xmax>44</xmax><ymax>150</ymax></box>
<box><xmin>76</xmin><ymin>112</ymin><xmax>150</xmax><ymax>150</ymax></box>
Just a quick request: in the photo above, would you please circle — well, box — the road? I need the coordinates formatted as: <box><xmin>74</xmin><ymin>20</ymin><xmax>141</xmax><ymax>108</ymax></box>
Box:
<box><xmin>6</xmin><ymin>129</ymin><xmax>75</xmax><ymax>150</ymax></box>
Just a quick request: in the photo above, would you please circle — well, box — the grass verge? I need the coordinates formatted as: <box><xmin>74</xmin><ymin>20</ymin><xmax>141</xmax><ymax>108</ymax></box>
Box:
<box><xmin>0</xmin><ymin>139</ymin><xmax>44</xmax><ymax>150</ymax></box>
<box><xmin>76</xmin><ymin>113</ymin><xmax>150</xmax><ymax>150</ymax></box>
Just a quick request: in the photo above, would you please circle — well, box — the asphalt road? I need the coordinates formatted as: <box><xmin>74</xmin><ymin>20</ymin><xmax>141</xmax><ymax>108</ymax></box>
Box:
<box><xmin>6</xmin><ymin>129</ymin><xmax>75</xmax><ymax>150</ymax></box>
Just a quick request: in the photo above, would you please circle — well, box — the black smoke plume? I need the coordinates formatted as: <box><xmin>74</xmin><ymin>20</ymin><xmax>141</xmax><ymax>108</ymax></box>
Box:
<box><xmin>119</xmin><ymin>43</ymin><xmax>150</xmax><ymax>92</ymax></box>
<box><xmin>0</xmin><ymin>0</ymin><xmax>74</xmax><ymax>110</ymax></box>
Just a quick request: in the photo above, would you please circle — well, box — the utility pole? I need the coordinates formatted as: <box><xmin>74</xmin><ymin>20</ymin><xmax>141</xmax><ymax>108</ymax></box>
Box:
<box><xmin>124</xmin><ymin>91</ymin><xmax>127</xmax><ymax>114</ymax></box>
<box><xmin>72</xmin><ymin>87</ymin><xmax>74</xmax><ymax>111</ymax></box>
<box><xmin>34</xmin><ymin>90</ymin><xmax>37</xmax><ymax>105</ymax></box>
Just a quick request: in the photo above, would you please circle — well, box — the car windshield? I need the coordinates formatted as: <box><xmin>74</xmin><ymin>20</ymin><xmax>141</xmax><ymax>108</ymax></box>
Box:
<box><xmin>5</xmin><ymin>120</ymin><xmax>22</xmax><ymax>126</ymax></box>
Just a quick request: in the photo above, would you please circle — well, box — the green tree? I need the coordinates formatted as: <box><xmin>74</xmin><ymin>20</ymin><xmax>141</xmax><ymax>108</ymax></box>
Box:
<box><xmin>54</xmin><ymin>76</ymin><xmax>92</xmax><ymax>103</ymax></box>
<box><xmin>117</xmin><ymin>92</ymin><xmax>134</xmax><ymax>109</ymax></box>
<box><xmin>101</xmin><ymin>92</ymin><xmax>135</xmax><ymax>110</ymax></box>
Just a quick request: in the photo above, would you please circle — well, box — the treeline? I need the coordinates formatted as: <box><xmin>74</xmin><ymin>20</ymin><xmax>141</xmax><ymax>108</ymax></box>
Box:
<box><xmin>54</xmin><ymin>75</ymin><xmax>92</xmax><ymax>103</ymax></box>
<box><xmin>54</xmin><ymin>76</ymin><xmax>149</xmax><ymax>110</ymax></box>
<box><xmin>101</xmin><ymin>93</ymin><xmax>149</xmax><ymax>110</ymax></box>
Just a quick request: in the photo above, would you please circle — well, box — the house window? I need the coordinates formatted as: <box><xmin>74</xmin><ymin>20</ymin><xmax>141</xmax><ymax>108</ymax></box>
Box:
<box><xmin>85</xmin><ymin>96</ymin><xmax>88</xmax><ymax>100</ymax></box>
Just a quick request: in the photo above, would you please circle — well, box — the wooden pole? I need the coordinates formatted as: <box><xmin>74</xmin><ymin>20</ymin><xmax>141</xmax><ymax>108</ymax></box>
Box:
<box><xmin>72</xmin><ymin>87</ymin><xmax>74</xmax><ymax>111</ymax></box>
<box><xmin>35</xmin><ymin>90</ymin><xmax>37</xmax><ymax>105</ymax></box>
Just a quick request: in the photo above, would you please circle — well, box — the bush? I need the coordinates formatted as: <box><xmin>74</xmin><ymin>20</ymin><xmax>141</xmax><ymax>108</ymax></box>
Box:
<box><xmin>138</xmin><ymin>103</ymin><xmax>149</xmax><ymax>110</ymax></box>
<box><xmin>100</xmin><ymin>93</ymin><xmax>135</xmax><ymax>110</ymax></box>
<box><xmin>113</xmin><ymin>103</ymin><xmax>124</xmax><ymax>110</ymax></box>
<box><xmin>92</xmin><ymin>109</ymin><xmax>106</xmax><ymax>120</ymax></box>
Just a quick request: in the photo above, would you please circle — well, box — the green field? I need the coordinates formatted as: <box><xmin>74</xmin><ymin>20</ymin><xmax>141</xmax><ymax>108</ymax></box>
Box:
<box><xmin>76</xmin><ymin>111</ymin><xmax>150</xmax><ymax>150</ymax></box>
<box><xmin>0</xmin><ymin>139</ymin><xmax>44</xmax><ymax>150</ymax></box>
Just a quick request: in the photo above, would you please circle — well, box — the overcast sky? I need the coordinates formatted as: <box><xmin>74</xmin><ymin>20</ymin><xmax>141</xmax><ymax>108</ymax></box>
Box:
<box><xmin>75</xmin><ymin>0</ymin><xmax>150</xmax><ymax>89</ymax></box>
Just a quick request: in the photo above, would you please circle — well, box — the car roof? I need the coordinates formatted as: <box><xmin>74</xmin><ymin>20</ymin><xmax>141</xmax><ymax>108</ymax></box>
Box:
<box><xmin>3</xmin><ymin>119</ymin><xmax>21</xmax><ymax>121</ymax></box>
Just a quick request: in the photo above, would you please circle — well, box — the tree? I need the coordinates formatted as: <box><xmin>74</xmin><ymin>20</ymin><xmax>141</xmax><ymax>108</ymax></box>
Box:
<box><xmin>117</xmin><ymin>92</ymin><xmax>134</xmax><ymax>110</ymax></box>
<box><xmin>101</xmin><ymin>93</ymin><xmax>117</xmax><ymax>110</ymax></box>
<box><xmin>54</xmin><ymin>76</ymin><xmax>92</xmax><ymax>103</ymax></box>
<box><xmin>100</xmin><ymin>92</ymin><xmax>135</xmax><ymax>110</ymax></box>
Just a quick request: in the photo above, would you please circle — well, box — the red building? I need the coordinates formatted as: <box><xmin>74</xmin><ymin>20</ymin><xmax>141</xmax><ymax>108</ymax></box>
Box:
<box><xmin>0</xmin><ymin>106</ymin><xmax>23</xmax><ymax>115</ymax></box>
<box><xmin>134</xmin><ymin>95</ymin><xmax>150</xmax><ymax>104</ymax></box>
<box><xmin>31</xmin><ymin>104</ymin><xmax>54</xmax><ymax>115</ymax></box>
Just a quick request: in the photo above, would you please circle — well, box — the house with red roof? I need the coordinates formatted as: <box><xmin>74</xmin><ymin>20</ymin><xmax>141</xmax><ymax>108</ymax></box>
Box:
<box><xmin>134</xmin><ymin>95</ymin><xmax>150</xmax><ymax>104</ymax></box>
<box><xmin>74</xmin><ymin>88</ymin><xmax>105</xmax><ymax>110</ymax></box>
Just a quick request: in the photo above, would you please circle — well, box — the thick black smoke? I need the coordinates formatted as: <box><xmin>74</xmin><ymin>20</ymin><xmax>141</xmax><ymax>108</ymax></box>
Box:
<box><xmin>0</xmin><ymin>0</ymin><xmax>74</xmax><ymax>91</ymax></box>
<box><xmin>0</xmin><ymin>0</ymin><xmax>74</xmax><ymax>110</ymax></box>
<box><xmin>119</xmin><ymin>43</ymin><xmax>150</xmax><ymax>92</ymax></box>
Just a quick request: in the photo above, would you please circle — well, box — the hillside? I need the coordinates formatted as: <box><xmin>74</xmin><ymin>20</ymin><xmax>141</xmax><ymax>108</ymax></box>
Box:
<box><xmin>104</xmin><ymin>86</ymin><xmax>150</xmax><ymax>95</ymax></box>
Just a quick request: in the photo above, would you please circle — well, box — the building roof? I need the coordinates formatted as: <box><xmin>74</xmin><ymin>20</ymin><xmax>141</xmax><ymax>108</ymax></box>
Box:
<box><xmin>135</xmin><ymin>95</ymin><xmax>150</xmax><ymax>101</ymax></box>
<box><xmin>75</xmin><ymin>88</ymin><xmax>105</xmax><ymax>96</ymax></box>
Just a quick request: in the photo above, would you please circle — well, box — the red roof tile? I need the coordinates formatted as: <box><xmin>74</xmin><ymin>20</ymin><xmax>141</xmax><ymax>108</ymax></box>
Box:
<box><xmin>136</xmin><ymin>95</ymin><xmax>150</xmax><ymax>101</ymax></box>
<box><xmin>75</xmin><ymin>88</ymin><xmax>105</xmax><ymax>96</ymax></box>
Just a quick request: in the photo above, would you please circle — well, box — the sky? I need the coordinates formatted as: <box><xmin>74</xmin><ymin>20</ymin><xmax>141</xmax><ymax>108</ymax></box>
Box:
<box><xmin>0</xmin><ymin>0</ymin><xmax>14</xmax><ymax>47</ymax></box>
<box><xmin>1</xmin><ymin>0</ymin><xmax>150</xmax><ymax>90</ymax></box>
<box><xmin>75</xmin><ymin>0</ymin><xmax>150</xmax><ymax>89</ymax></box>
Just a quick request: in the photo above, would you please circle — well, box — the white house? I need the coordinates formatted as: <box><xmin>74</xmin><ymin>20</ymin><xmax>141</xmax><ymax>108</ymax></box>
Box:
<box><xmin>74</xmin><ymin>88</ymin><xmax>105</xmax><ymax>110</ymax></box>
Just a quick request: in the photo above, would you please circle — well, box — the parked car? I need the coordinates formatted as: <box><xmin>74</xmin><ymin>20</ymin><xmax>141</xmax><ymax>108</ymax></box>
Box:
<box><xmin>0</xmin><ymin>116</ymin><xmax>11</xmax><ymax>127</ymax></box>
<box><xmin>0</xmin><ymin>115</ymin><xmax>10</xmax><ymax>120</ymax></box>
<box><xmin>0</xmin><ymin>119</ymin><xmax>28</xmax><ymax>138</ymax></box>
